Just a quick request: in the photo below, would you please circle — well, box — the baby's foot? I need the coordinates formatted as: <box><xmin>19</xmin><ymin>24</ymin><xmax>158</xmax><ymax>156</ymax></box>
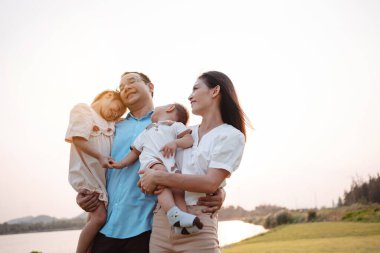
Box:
<box><xmin>167</xmin><ymin>206</ymin><xmax>204</xmax><ymax>229</ymax></box>
<box><xmin>174</xmin><ymin>223</ymin><xmax>203</xmax><ymax>235</ymax></box>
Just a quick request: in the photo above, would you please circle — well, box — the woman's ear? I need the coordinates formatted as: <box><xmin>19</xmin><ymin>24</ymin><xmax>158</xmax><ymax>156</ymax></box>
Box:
<box><xmin>212</xmin><ymin>85</ymin><xmax>221</xmax><ymax>98</ymax></box>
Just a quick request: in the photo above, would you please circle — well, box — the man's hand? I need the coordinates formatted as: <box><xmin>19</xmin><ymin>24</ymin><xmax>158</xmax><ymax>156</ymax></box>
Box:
<box><xmin>76</xmin><ymin>189</ymin><xmax>100</xmax><ymax>212</ymax></box>
<box><xmin>197</xmin><ymin>188</ymin><xmax>226</xmax><ymax>214</ymax></box>
<box><xmin>160</xmin><ymin>141</ymin><xmax>177</xmax><ymax>158</ymax></box>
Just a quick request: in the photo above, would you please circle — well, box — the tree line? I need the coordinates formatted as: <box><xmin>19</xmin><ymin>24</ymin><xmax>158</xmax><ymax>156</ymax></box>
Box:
<box><xmin>338</xmin><ymin>173</ymin><xmax>380</xmax><ymax>206</ymax></box>
<box><xmin>0</xmin><ymin>218</ymin><xmax>85</xmax><ymax>235</ymax></box>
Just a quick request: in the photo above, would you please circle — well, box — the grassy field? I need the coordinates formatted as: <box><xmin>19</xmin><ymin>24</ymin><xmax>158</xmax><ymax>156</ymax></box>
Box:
<box><xmin>222</xmin><ymin>222</ymin><xmax>380</xmax><ymax>253</ymax></box>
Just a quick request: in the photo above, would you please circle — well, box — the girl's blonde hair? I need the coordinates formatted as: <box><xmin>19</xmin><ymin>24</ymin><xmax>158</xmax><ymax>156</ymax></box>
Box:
<box><xmin>92</xmin><ymin>90</ymin><xmax>127</xmax><ymax>119</ymax></box>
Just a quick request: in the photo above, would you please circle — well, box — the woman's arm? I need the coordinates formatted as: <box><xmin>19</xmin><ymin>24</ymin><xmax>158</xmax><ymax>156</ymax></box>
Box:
<box><xmin>140</xmin><ymin>167</ymin><xmax>230</xmax><ymax>194</ymax></box>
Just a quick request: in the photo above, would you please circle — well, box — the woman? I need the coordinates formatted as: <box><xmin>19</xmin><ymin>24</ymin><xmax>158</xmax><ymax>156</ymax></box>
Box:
<box><xmin>140</xmin><ymin>71</ymin><xmax>249</xmax><ymax>253</ymax></box>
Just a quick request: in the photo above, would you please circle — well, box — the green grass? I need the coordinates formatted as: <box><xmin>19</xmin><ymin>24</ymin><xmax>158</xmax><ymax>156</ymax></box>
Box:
<box><xmin>343</xmin><ymin>207</ymin><xmax>380</xmax><ymax>222</ymax></box>
<box><xmin>222</xmin><ymin>222</ymin><xmax>380</xmax><ymax>253</ymax></box>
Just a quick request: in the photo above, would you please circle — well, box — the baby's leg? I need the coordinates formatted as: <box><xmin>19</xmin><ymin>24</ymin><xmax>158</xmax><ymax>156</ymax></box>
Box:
<box><xmin>172</xmin><ymin>188</ymin><xmax>187</xmax><ymax>212</ymax></box>
<box><xmin>151</xmin><ymin>163</ymin><xmax>203</xmax><ymax>230</ymax></box>
<box><xmin>76</xmin><ymin>202</ymin><xmax>106</xmax><ymax>253</ymax></box>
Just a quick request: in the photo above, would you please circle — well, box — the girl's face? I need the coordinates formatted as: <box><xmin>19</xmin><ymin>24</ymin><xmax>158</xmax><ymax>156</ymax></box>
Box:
<box><xmin>101</xmin><ymin>96</ymin><xmax>125</xmax><ymax>121</ymax></box>
<box><xmin>188</xmin><ymin>79</ymin><xmax>215</xmax><ymax>116</ymax></box>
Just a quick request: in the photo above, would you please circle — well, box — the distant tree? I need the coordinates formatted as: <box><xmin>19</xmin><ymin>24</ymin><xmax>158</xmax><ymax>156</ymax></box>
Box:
<box><xmin>337</xmin><ymin>197</ymin><xmax>343</xmax><ymax>207</ymax></box>
<box><xmin>343</xmin><ymin>173</ymin><xmax>380</xmax><ymax>205</ymax></box>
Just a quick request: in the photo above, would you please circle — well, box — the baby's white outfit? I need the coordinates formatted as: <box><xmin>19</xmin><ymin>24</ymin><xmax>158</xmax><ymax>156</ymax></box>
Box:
<box><xmin>133</xmin><ymin>121</ymin><xmax>190</xmax><ymax>173</ymax></box>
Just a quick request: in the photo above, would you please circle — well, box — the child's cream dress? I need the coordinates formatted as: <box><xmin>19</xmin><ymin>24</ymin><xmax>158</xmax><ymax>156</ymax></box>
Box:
<box><xmin>65</xmin><ymin>103</ymin><xmax>115</xmax><ymax>206</ymax></box>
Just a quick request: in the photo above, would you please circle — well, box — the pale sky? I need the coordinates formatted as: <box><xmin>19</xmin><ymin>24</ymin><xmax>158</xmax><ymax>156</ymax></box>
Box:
<box><xmin>0</xmin><ymin>0</ymin><xmax>379</xmax><ymax>223</ymax></box>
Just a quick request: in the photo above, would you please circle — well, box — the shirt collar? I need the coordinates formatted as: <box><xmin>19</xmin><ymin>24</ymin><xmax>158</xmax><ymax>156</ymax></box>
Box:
<box><xmin>126</xmin><ymin>110</ymin><xmax>153</xmax><ymax>121</ymax></box>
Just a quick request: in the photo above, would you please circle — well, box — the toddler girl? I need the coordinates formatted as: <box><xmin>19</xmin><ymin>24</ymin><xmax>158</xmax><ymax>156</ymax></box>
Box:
<box><xmin>65</xmin><ymin>90</ymin><xmax>126</xmax><ymax>253</ymax></box>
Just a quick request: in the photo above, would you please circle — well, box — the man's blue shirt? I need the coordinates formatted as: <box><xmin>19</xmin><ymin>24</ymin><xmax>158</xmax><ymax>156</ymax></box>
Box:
<box><xmin>100</xmin><ymin>111</ymin><xmax>157</xmax><ymax>238</ymax></box>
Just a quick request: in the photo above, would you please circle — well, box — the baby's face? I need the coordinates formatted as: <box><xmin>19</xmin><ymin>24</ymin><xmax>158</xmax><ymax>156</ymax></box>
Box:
<box><xmin>151</xmin><ymin>105</ymin><xmax>166</xmax><ymax>123</ymax></box>
<box><xmin>102</xmin><ymin>99</ymin><xmax>125</xmax><ymax>121</ymax></box>
<box><xmin>151</xmin><ymin>104</ymin><xmax>177</xmax><ymax>123</ymax></box>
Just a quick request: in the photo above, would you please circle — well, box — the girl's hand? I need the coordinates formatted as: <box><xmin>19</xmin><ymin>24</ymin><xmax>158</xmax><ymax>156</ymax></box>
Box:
<box><xmin>98</xmin><ymin>156</ymin><xmax>112</xmax><ymax>169</ymax></box>
<box><xmin>161</xmin><ymin>141</ymin><xmax>177</xmax><ymax>158</ymax></box>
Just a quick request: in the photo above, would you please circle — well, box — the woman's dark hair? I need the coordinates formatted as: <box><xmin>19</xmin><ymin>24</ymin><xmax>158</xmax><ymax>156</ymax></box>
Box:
<box><xmin>198</xmin><ymin>71</ymin><xmax>249</xmax><ymax>140</ymax></box>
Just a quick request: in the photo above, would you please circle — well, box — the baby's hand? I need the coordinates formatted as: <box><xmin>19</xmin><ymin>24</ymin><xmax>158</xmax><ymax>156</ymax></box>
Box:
<box><xmin>98</xmin><ymin>156</ymin><xmax>112</xmax><ymax>169</ymax></box>
<box><xmin>109</xmin><ymin>159</ymin><xmax>124</xmax><ymax>169</ymax></box>
<box><xmin>161</xmin><ymin>141</ymin><xmax>177</xmax><ymax>158</ymax></box>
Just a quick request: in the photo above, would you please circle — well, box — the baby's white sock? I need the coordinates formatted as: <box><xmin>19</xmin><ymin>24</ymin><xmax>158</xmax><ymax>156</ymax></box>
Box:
<box><xmin>167</xmin><ymin>206</ymin><xmax>198</xmax><ymax>228</ymax></box>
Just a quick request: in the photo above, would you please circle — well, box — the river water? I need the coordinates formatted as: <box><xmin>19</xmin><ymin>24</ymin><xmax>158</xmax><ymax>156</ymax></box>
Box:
<box><xmin>0</xmin><ymin>220</ymin><xmax>266</xmax><ymax>252</ymax></box>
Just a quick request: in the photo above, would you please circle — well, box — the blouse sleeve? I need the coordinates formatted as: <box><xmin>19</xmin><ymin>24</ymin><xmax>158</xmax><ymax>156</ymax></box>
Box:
<box><xmin>65</xmin><ymin>103</ymin><xmax>93</xmax><ymax>143</ymax></box>
<box><xmin>209</xmin><ymin>129</ymin><xmax>245</xmax><ymax>175</ymax></box>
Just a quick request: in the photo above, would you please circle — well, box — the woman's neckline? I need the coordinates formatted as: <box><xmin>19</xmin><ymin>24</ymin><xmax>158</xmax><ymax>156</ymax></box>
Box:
<box><xmin>196</xmin><ymin>123</ymin><xmax>226</xmax><ymax>146</ymax></box>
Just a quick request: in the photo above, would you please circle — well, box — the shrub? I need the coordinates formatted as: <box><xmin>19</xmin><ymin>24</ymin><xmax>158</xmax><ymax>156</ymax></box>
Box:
<box><xmin>307</xmin><ymin>210</ymin><xmax>317</xmax><ymax>222</ymax></box>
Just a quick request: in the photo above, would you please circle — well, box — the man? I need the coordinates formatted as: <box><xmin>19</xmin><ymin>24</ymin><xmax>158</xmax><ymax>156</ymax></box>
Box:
<box><xmin>77</xmin><ymin>72</ymin><xmax>225</xmax><ymax>253</ymax></box>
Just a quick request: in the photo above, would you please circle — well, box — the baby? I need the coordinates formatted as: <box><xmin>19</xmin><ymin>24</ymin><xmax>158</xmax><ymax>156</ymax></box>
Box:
<box><xmin>110</xmin><ymin>103</ymin><xmax>203</xmax><ymax>234</ymax></box>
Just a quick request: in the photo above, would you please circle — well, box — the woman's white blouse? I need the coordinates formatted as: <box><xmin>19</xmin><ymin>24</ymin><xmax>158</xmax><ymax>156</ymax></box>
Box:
<box><xmin>176</xmin><ymin>124</ymin><xmax>245</xmax><ymax>205</ymax></box>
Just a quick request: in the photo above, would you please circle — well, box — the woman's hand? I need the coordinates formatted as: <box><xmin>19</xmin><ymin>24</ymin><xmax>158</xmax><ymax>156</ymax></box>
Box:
<box><xmin>138</xmin><ymin>169</ymin><xmax>159</xmax><ymax>194</ymax></box>
<box><xmin>197</xmin><ymin>188</ymin><xmax>226</xmax><ymax>214</ymax></box>
<box><xmin>76</xmin><ymin>189</ymin><xmax>100</xmax><ymax>212</ymax></box>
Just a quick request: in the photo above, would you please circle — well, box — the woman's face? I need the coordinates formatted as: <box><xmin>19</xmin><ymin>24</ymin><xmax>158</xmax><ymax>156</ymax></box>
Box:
<box><xmin>188</xmin><ymin>78</ymin><xmax>214</xmax><ymax>116</ymax></box>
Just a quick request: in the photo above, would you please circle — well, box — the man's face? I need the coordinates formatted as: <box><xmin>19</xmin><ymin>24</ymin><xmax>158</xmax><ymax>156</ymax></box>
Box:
<box><xmin>119</xmin><ymin>73</ymin><xmax>153</xmax><ymax>107</ymax></box>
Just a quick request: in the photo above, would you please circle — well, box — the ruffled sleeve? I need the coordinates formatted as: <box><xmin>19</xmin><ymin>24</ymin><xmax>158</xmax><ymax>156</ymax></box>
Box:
<box><xmin>209</xmin><ymin>128</ymin><xmax>245</xmax><ymax>175</ymax></box>
<box><xmin>65</xmin><ymin>103</ymin><xmax>93</xmax><ymax>143</ymax></box>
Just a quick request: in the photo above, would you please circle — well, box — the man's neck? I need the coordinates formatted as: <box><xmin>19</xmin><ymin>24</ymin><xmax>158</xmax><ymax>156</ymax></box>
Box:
<box><xmin>129</xmin><ymin>103</ymin><xmax>154</xmax><ymax>119</ymax></box>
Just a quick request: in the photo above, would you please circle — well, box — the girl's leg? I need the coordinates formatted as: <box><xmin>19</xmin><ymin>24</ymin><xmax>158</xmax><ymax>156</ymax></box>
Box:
<box><xmin>76</xmin><ymin>202</ymin><xmax>106</xmax><ymax>253</ymax></box>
